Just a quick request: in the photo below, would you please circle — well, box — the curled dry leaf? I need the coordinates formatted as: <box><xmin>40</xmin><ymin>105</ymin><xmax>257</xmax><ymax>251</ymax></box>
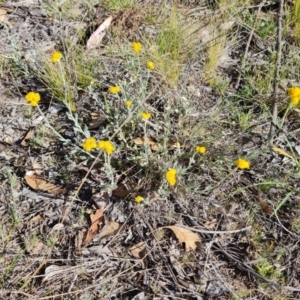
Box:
<box><xmin>21</xmin><ymin>128</ymin><xmax>35</xmax><ymax>147</ymax></box>
<box><xmin>25</xmin><ymin>171</ymin><xmax>67</xmax><ymax>195</ymax></box>
<box><xmin>86</xmin><ymin>16</ymin><xmax>113</xmax><ymax>50</ymax></box>
<box><xmin>163</xmin><ymin>226</ymin><xmax>201</xmax><ymax>252</ymax></box>
<box><xmin>83</xmin><ymin>207</ymin><xmax>105</xmax><ymax>247</ymax></box>
<box><xmin>129</xmin><ymin>242</ymin><xmax>147</xmax><ymax>269</ymax></box>
<box><xmin>112</xmin><ymin>183</ymin><xmax>131</xmax><ymax>198</ymax></box>
<box><xmin>43</xmin><ymin>265</ymin><xmax>72</xmax><ymax>282</ymax></box>
<box><xmin>133</xmin><ymin>136</ymin><xmax>158</xmax><ymax>151</ymax></box>
<box><xmin>98</xmin><ymin>220</ymin><xmax>122</xmax><ymax>239</ymax></box>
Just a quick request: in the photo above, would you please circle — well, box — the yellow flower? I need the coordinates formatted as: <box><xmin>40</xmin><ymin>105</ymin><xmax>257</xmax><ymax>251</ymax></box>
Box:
<box><xmin>109</xmin><ymin>86</ymin><xmax>121</xmax><ymax>94</ymax></box>
<box><xmin>135</xmin><ymin>195</ymin><xmax>143</xmax><ymax>203</ymax></box>
<box><xmin>291</xmin><ymin>96</ymin><xmax>300</xmax><ymax>106</ymax></box>
<box><xmin>132</xmin><ymin>42</ymin><xmax>142</xmax><ymax>53</ymax></box>
<box><xmin>234</xmin><ymin>158</ymin><xmax>250</xmax><ymax>169</ymax></box>
<box><xmin>288</xmin><ymin>87</ymin><xmax>300</xmax><ymax>106</ymax></box>
<box><xmin>141</xmin><ymin>112</ymin><xmax>151</xmax><ymax>120</ymax></box>
<box><xmin>98</xmin><ymin>140</ymin><xmax>115</xmax><ymax>155</ymax></box>
<box><xmin>147</xmin><ymin>61</ymin><xmax>155</xmax><ymax>70</ymax></box>
<box><xmin>175</xmin><ymin>142</ymin><xmax>180</xmax><ymax>147</ymax></box>
<box><xmin>24</xmin><ymin>92</ymin><xmax>41</xmax><ymax>107</ymax></box>
<box><xmin>196</xmin><ymin>146</ymin><xmax>206</xmax><ymax>154</ymax></box>
<box><xmin>166</xmin><ymin>168</ymin><xmax>177</xmax><ymax>186</ymax></box>
<box><xmin>82</xmin><ymin>137</ymin><xmax>97</xmax><ymax>152</ymax></box>
<box><xmin>51</xmin><ymin>51</ymin><xmax>63</xmax><ymax>63</ymax></box>
<box><xmin>125</xmin><ymin>100</ymin><xmax>132</xmax><ymax>108</ymax></box>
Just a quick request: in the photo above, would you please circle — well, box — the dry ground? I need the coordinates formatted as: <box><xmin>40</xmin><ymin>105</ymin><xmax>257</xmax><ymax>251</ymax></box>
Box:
<box><xmin>1</xmin><ymin>0</ymin><xmax>300</xmax><ymax>299</ymax></box>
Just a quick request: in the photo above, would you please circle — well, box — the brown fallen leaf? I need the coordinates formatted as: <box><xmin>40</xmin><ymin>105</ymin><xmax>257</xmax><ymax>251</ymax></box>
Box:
<box><xmin>86</xmin><ymin>16</ymin><xmax>113</xmax><ymax>50</ymax></box>
<box><xmin>83</xmin><ymin>208</ymin><xmax>105</xmax><ymax>247</ymax></box>
<box><xmin>133</xmin><ymin>136</ymin><xmax>158</xmax><ymax>151</ymax></box>
<box><xmin>27</xmin><ymin>214</ymin><xmax>44</xmax><ymax>224</ymax></box>
<box><xmin>25</xmin><ymin>171</ymin><xmax>67</xmax><ymax>195</ymax></box>
<box><xmin>163</xmin><ymin>226</ymin><xmax>201</xmax><ymax>252</ymax></box>
<box><xmin>203</xmin><ymin>219</ymin><xmax>217</xmax><ymax>229</ymax></box>
<box><xmin>129</xmin><ymin>242</ymin><xmax>147</xmax><ymax>269</ymax></box>
<box><xmin>112</xmin><ymin>184</ymin><xmax>131</xmax><ymax>198</ymax></box>
<box><xmin>0</xmin><ymin>8</ymin><xmax>7</xmax><ymax>24</ymax></box>
<box><xmin>21</xmin><ymin>128</ymin><xmax>35</xmax><ymax>147</ymax></box>
<box><xmin>99</xmin><ymin>220</ymin><xmax>122</xmax><ymax>239</ymax></box>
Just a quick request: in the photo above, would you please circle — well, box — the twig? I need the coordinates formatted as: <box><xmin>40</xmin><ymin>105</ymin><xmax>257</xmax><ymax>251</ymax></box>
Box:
<box><xmin>268</xmin><ymin>0</ymin><xmax>284</xmax><ymax>143</ymax></box>
<box><xmin>174</xmin><ymin>224</ymin><xmax>251</xmax><ymax>234</ymax></box>
<box><xmin>235</xmin><ymin>0</ymin><xmax>267</xmax><ymax>89</ymax></box>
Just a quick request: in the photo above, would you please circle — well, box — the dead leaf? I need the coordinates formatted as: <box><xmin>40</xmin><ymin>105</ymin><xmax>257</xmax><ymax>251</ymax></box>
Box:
<box><xmin>133</xmin><ymin>136</ymin><xmax>158</xmax><ymax>151</ymax></box>
<box><xmin>4</xmin><ymin>135</ymin><xmax>13</xmax><ymax>144</ymax></box>
<box><xmin>163</xmin><ymin>226</ymin><xmax>201</xmax><ymax>252</ymax></box>
<box><xmin>31</xmin><ymin>159</ymin><xmax>43</xmax><ymax>175</ymax></box>
<box><xmin>83</xmin><ymin>208</ymin><xmax>104</xmax><ymax>247</ymax></box>
<box><xmin>25</xmin><ymin>171</ymin><xmax>67</xmax><ymax>195</ymax></box>
<box><xmin>21</xmin><ymin>128</ymin><xmax>34</xmax><ymax>147</ymax></box>
<box><xmin>43</xmin><ymin>265</ymin><xmax>71</xmax><ymax>282</ymax></box>
<box><xmin>203</xmin><ymin>219</ymin><xmax>217</xmax><ymax>229</ymax></box>
<box><xmin>75</xmin><ymin>229</ymin><xmax>86</xmax><ymax>254</ymax></box>
<box><xmin>0</xmin><ymin>9</ymin><xmax>7</xmax><ymax>24</ymax></box>
<box><xmin>99</xmin><ymin>220</ymin><xmax>122</xmax><ymax>239</ymax></box>
<box><xmin>129</xmin><ymin>242</ymin><xmax>147</xmax><ymax>269</ymax></box>
<box><xmin>86</xmin><ymin>16</ymin><xmax>113</xmax><ymax>50</ymax></box>
<box><xmin>167</xmin><ymin>140</ymin><xmax>181</xmax><ymax>148</ymax></box>
<box><xmin>51</xmin><ymin>223</ymin><xmax>64</xmax><ymax>232</ymax></box>
<box><xmin>26</xmin><ymin>241</ymin><xmax>47</xmax><ymax>256</ymax></box>
<box><xmin>272</xmin><ymin>146</ymin><xmax>294</xmax><ymax>160</ymax></box>
<box><xmin>112</xmin><ymin>184</ymin><xmax>131</xmax><ymax>198</ymax></box>
<box><xmin>27</xmin><ymin>214</ymin><xmax>44</xmax><ymax>224</ymax></box>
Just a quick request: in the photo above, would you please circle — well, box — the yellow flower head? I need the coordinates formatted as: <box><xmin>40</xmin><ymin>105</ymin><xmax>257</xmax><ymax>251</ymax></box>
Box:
<box><xmin>82</xmin><ymin>137</ymin><xmax>97</xmax><ymax>152</ymax></box>
<box><xmin>25</xmin><ymin>92</ymin><xmax>41</xmax><ymax>107</ymax></box>
<box><xmin>166</xmin><ymin>168</ymin><xmax>177</xmax><ymax>186</ymax></box>
<box><xmin>147</xmin><ymin>61</ymin><xmax>155</xmax><ymax>70</ymax></box>
<box><xmin>234</xmin><ymin>158</ymin><xmax>250</xmax><ymax>169</ymax></box>
<box><xmin>288</xmin><ymin>87</ymin><xmax>300</xmax><ymax>106</ymax></box>
<box><xmin>125</xmin><ymin>100</ymin><xmax>132</xmax><ymax>108</ymax></box>
<box><xmin>109</xmin><ymin>86</ymin><xmax>121</xmax><ymax>94</ymax></box>
<box><xmin>141</xmin><ymin>112</ymin><xmax>151</xmax><ymax>120</ymax></box>
<box><xmin>98</xmin><ymin>140</ymin><xmax>115</xmax><ymax>155</ymax></box>
<box><xmin>196</xmin><ymin>146</ymin><xmax>206</xmax><ymax>154</ymax></box>
<box><xmin>132</xmin><ymin>42</ymin><xmax>142</xmax><ymax>53</ymax></box>
<box><xmin>51</xmin><ymin>51</ymin><xmax>63</xmax><ymax>63</ymax></box>
<box><xmin>134</xmin><ymin>195</ymin><xmax>143</xmax><ymax>203</ymax></box>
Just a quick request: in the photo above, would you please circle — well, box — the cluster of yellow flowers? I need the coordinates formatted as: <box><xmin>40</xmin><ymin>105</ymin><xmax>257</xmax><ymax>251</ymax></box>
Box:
<box><xmin>24</xmin><ymin>48</ymin><xmax>254</xmax><ymax>205</ymax></box>
<box><xmin>25</xmin><ymin>92</ymin><xmax>41</xmax><ymax>107</ymax></box>
<box><xmin>82</xmin><ymin>137</ymin><xmax>115</xmax><ymax>155</ymax></box>
<box><xmin>287</xmin><ymin>87</ymin><xmax>300</xmax><ymax>106</ymax></box>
